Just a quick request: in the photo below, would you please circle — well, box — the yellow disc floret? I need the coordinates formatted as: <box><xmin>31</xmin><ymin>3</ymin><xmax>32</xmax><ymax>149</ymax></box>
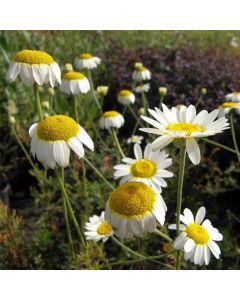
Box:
<box><xmin>80</xmin><ymin>53</ymin><xmax>93</xmax><ymax>59</ymax></box>
<box><xmin>135</xmin><ymin>66</ymin><xmax>147</xmax><ymax>72</ymax></box>
<box><xmin>118</xmin><ymin>90</ymin><xmax>132</xmax><ymax>97</ymax></box>
<box><xmin>63</xmin><ymin>71</ymin><xmax>86</xmax><ymax>81</ymax></box>
<box><xmin>167</xmin><ymin>123</ymin><xmax>204</xmax><ymax>136</ymax></box>
<box><xmin>109</xmin><ymin>182</ymin><xmax>156</xmax><ymax>216</ymax></box>
<box><xmin>103</xmin><ymin>111</ymin><xmax>120</xmax><ymax>118</ymax></box>
<box><xmin>185</xmin><ymin>223</ymin><xmax>210</xmax><ymax>245</ymax></box>
<box><xmin>14</xmin><ymin>50</ymin><xmax>54</xmax><ymax>65</ymax></box>
<box><xmin>221</xmin><ymin>102</ymin><xmax>240</xmax><ymax>108</ymax></box>
<box><xmin>131</xmin><ymin>160</ymin><xmax>157</xmax><ymax>178</ymax></box>
<box><xmin>97</xmin><ymin>222</ymin><xmax>112</xmax><ymax>235</ymax></box>
<box><xmin>232</xmin><ymin>92</ymin><xmax>240</xmax><ymax>96</ymax></box>
<box><xmin>37</xmin><ymin>115</ymin><xmax>79</xmax><ymax>141</ymax></box>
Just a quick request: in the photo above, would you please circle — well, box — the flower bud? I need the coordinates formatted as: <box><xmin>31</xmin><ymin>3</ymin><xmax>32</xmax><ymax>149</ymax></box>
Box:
<box><xmin>38</xmin><ymin>86</ymin><xmax>44</xmax><ymax>94</ymax></box>
<box><xmin>138</xmin><ymin>107</ymin><xmax>145</xmax><ymax>115</ymax></box>
<box><xmin>65</xmin><ymin>63</ymin><xmax>73</xmax><ymax>72</ymax></box>
<box><xmin>159</xmin><ymin>87</ymin><xmax>167</xmax><ymax>97</ymax></box>
<box><xmin>200</xmin><ymin>88</ymin><xmax>207</xmax><ymax>95</ymax></box>
<box><xmin>96</xmin><ymin>86</ymin><xmax>109</xmax><ymax>96</ymax></box>
<box><xmin>9</xmin><ymin>116</ymin><xmax>16</xmax><ymax>125</ymax></box>
<box><xmin>42</xmin><ymin>101</ymin><xmax>50</xmax><ymax>109</ymax></box>
<box><xmin>48</xmin><ymin>87</ymin><xmax>55</xmax><ymax>96</ymax></box>
<box><xmin>134</xmin><ymin>62</ymin><xmax>143</xmax><ymax>69</ymax></box>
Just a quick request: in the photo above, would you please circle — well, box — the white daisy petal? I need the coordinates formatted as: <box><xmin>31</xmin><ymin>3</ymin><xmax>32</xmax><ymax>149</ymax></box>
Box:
<box><xmin>186</xmin><ymin>138</ymin><xmax>201</xmax><ymax>165</ymax></box>
<box><xmin>184</xmin><ymin>238</ymin><xmax>195</xmax><ymax>252</ymax></box>
<box><xmin>195</xmin><ymin>207</ymin><xmax>206</xmax><ymax>224</ymax></box>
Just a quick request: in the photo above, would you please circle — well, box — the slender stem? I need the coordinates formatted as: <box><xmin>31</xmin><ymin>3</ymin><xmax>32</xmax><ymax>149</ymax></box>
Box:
<box><xmin>159</xmin><ymin>96</ymin><xmax>164</xmax><ymax>109</ymax></box>
<box><xmin>50</xmin><ymin>95</ymin><xmax>54</xmax><ymax>111</ymax></box>
<box><xmin>83</xmin><ymin>157</ymin><xmax>114</xmax><ymax>190</ymax></box>
<box><xmin>87</xmin><ymin>69</ymin><xmax>101</xmax><ymax>111</ymax></box>
<box><xmin>74</xmin><ymin>95</ymin><xmax>79</xmax><ymax>123</ymax></box>
<box><xmin>33</xmin><ymin>84</ymin><xmax>43</xmax><ymax>121</ymax></box>
<box><xmin>111</xmin><ymin>128</ymin><xmax>125</xmax><ymax>158</ymax></box>
<box><xmin>202</xmin><ymin>137</ymin><xmax>240</xmax><ymax>155</ymax></box>
<box><xmin>155</xmin><ymin>229</ymin><xmax>173</xmax><ymax>243</ymax></box>
<box><xmin>176</xmin><ymin>145</ymin><xmax>186</xmax><ymax>270</ymax></box>
<box><xmin>122</xmin><ymin>106</ymin><xmax>128</xmax><ymax>116</ymax></box>
<box><xmin>195</xmin><ymin>95</ymin><xmax>203</xmax><ymax>108</ymax></box>
<box><xmin>81</xmin><ymin>159</ymin><xmax>88</xmax><ymax>197</ymax></box>
<box><xmin>58</xmin><ymin>173</ymin><xmax>86</xmax><ymax>247</ymax></box>
<box><xmin>57</xmin><ymin>168</ymin><xmax>74</xmax><ymax>256</ymax></box>
<box><xmin>230</xmin><ymin>114</ymin><xmax>240</xmax><ymax>164</ymax></box>
<box><xmin>111</xmin><ymin>236</ymin><xmax>145</xmax><ymax>258</ymax></box>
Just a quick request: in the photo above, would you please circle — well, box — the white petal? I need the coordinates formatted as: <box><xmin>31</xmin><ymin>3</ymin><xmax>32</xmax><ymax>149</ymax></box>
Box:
<box><xmin>183</xmin><ymin>208</ymin><xmax>194</xmax><ymax>224</ymax></box>
<box><xmin>68</xmin><ymin>137</ymin><xmax>84</xmax><ymax>158</ymax></box>
<box><xmin>144</xmin><ymin>144</ymin><xmax>152</xmax><ymax>159</ymax></box>
<box><xmin>184</xmin><ymin>238</ymin><xmax>195</xmax><ymax>252</ymax></box>
<box><xmin>195</xmin><ymin>206</ymin><xmax>206</xmax><ymax>224</ymax></box>
<box><xmin>194</xmin><ymin>245</ymin><xmax>203</xmax><ymax>265</ymax></box>
<box><xmin>133</xmin><ymin>143</ymin><xmax>142</xmax><ymax>159</ymax></box>
<box><xmin>151</xmin><ymin>135</ymin><xmax>174</xmax><ymax>150</ymax></box>
<box><xmin>204</xmin><ymin>244</ymin><xmax>210</xmax><ymax>265</ymax></box>
<box><xmin>77</xmin><ymin>125</ymin><xmax>94</xmax><ymax>151</ymax></box>
<box><xmin>186</xmin><ymin>138</ymin><xmax>201</xmax><ymax>165</ymax></box>
<box><xmin>29</xmin><ymin>123</ymin><xmax>38</xmax><ymax>138</ymax></box>
<box><xmin>53</xmin><ymin>141</ymin><xmax>70</xmax><ymax>167</ymax></box>
<box><xmin>173</xmin><ymin>233</ymin><xmax>187</xmax><ymax>250</ymax></box>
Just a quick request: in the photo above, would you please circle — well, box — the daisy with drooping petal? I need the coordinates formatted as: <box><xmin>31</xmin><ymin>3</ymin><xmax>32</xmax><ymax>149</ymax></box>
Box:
<box><xmin>117</xmin><ymin>90</ymin><xmax>135</xmax><ymax>105</ymax></box>
<box><xmin>132</xmin><ymin>65</ymin><xmax>151</xmax><ymax>82</ymax></box>
<box><xmin>7</xmin><ymin>50</ymin><xmax>61</xmax><ymax>87</ymax></box>
<box><xmin>127</xmin><ymin>135</ymin><xmax>144</xmax><ymax>145</ymax></box>
<box><xmin>134</xmin><ymin>83</ymin><xmax>150</xmax><ymax>93</ymax></box>
<box><xmin>74</xmin><ymin>53</ymin><xmax>101</xmax><ymax>70</ymax></box>
<box><xmin>84</xmin><ymin>211</ymin><xmax>113</xmax><ymax>243</ymax></box>
<box><xmin>29</xmin><ymin>115</ymin><xmax>94</xmax><ymax>168</ymax></box>
<box><xmin>113</xmin><ymin>143</ymin><xmax>173</xmax><ymax>193</ymax></box>
<box><xmin>218</xmin><ymin>102</ymin><xmax>240</xmax><ymax>118</ymax></box>
<box><xmin>59</xmin><ymin>71</ymin><xmax>90</xmax><ymax>95</ymax></box>
<box><xmin>105</xmin><ymin>181</ymin><xmax>167</xmax><ymax>239</ymax></box>
<box><xmin>140</xmin><ymin>104</ymin><xmax>229</xmax><ymax>165</ymax></box>
<box><xmin>169</xmin><ymin>207</ymin><xmax>223</xmax><ymax>266</ymax></box>
<box><xmin>225</xmin><ymin>92</ymin><xmax>240</xmax><ymax>102</ymax></box>
<box><xmin>99</xmin><ymin>111</ymin><xmax>124</xmax><ymax>130</ymax></box>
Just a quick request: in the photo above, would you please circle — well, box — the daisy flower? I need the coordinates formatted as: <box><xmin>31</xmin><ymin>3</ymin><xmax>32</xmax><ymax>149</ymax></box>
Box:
<box><xmin>218</xmin><ymin>102</ymin><xmax>240</xmax><ymax>118</ymax></box>
<box><xmin>127</xmin><ymin>135</ymin><xmax>144</xmax><ymax>145</ymax></box>
<box><xmin>169</xmin><ymin>207</ymin><xmax>223</xmax><ymax>266</ymax></box>
<box><xmin>132</xmin><ymin>65</ymin><xmax>151</xmax><ymax>82</ymax></box>
<box><xmin>7</xmin><ymin>50</ymin><xmax>61</xmax><ymax>87</ymax></box>
<box><xmin>74</xmin><ymin>53</ymin><xmax>101</xmax><ymax>70</ymax></box>
<box><xmin>84</xmin><ymin>211</ymin><xmax>113</xmax><ymax>243</ymax></box>
<box><xmin>99</xmin><ymin>111</ymin><xmax>124</xmax><ymax>130</ymax></box>
<box><xmin>113</xmin><ymin>143</ymin><xmax>173</xmax><ymax>193</ymax></box>
<box><xmin>140</xmin><ymin>104</ymin><xmax>229</xmax><ymax>165</ymax></box>
<box><xmin>105</xmin><ymin>181</ymin><xmax>167</xmax><ymax>239</ymax></box>
<box><xmin>134</xmin><ymin>83</ymin><xmax>150</xmax><ymax>93</ymax></box>
<box><xmin>59</xmin><ymin>71</ymin><xmax>90</xmax><ymax>95</ymax></box>
<box><xmin>225</xmin><ymin>92</ymin><xmax>240</xmax><ymax>103</ymax></box>
<box><xmin>29</xmin><ymin>115</ymin><xmax>94</xmax><ymax>168</ymax></box>
<box><xmin>117</xmin><ymin>90</ymin><xmax>135</xmax><ymax>105</ymax></box>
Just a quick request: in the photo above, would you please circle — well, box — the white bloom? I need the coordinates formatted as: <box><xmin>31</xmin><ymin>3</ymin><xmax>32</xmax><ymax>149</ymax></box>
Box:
<box><xmin>84</xmin><ymin>211</ymin><xmax>113</xmax><ymax>243</ymax></box>
<box><xmin>117</xmin><ymin>90</ymin><xmax>135</xmax><ymax>105</ymax></box>
<box><xmin>218</xmin><ymin>102</ymin><xmax>240</xmax><ymax>118</ymax></box>
<box><xmin>59</xmin><ymin>71</ymin><xmax>90</xmax><ymax>95</ymax></box>
<box><xmin>99</xmin><ymin>111</ymin><xmax>124</xmax><ymax>129</ymax></box>
<box><xmin>132</xmin><ymin>65</ymin><xmax>151</xmax><ymax>82</ymax></box>
<box><xmin>113</xmin><ymin>143</ymin><xmax>173</xmax><ymax>193</ymax></box>
<box><xmin>74</xmin><ymin>53</ymin><xmax>101</xmax><ymax>70</ymax></box>
<box><xmin>127</xmin><ymin>135</ymin><xmax>144</xmax><ymax>145</ymax></box>
<box><xmin>230</xmin><ymin>37</ymin><xmax>238</xmax><ymax>48</ymax></box>
<box><xmin>105</xmin><ymin>182</ymin><xmax>167</xmax><ymax>239</ymax></box>
<box><xmin>169</xmin><ymin>207</ymin><xmax>223</xmax><ymax>266</ymax></box>
<box><xmin>7</xmin><ymin>50</ymin><xmax>61</xmax><ymax>87</ymax></box>
<box><xmin>140</xmin><ymin>104</ymin><xmax>229</xmax><ymax>165</ymax></box>
<box><xmin>225</xmin><ymin>92</ymin><xmax>240</xmax><ymax>103</ymax></box>
<box><xmin>29</xmin><ymin>115</ymin><xmax>94</xmax><ymax>169</ymax></box>
<box><xmin>134</xmin><ymin>83</ymin><xmax>150</xmax><ymax>93</ymax></box>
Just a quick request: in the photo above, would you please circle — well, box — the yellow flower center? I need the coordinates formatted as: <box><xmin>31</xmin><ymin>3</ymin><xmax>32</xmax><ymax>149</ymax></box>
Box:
<box><xmin>221</xmin><ymin>102</ymin><xmax>240</xmax><ymax>108</ymax></box>
<box><xmin>232</xmin><ymin>92</ymin><xmax>240</xmax><ymax>96</ymax></box>
<box><xmin>63</xmin><ymin>71</ymin><xmax>86</xmax><ymax>81</ymax></box>
<box><xmin>136</xmin><ymin>66</ymin><xmax>147</xmax><ymax>72</ymax></box>
<box><xmin>131</xmin><ymin>136</ymin><xmax>140</xmax><ymax>142</ymax></box>
<box><xmin>103</xmin><ymin>111</ymin><xmax>120</xmax><ymax>118</ymax></box>
<box><xmin>14</xmin><ymin>50</ymin><xmax>54</xmax><ymax>65</ymax></box>
<box><xmin>167</xmin><ymin>123</ymin><xmax>204</xmax><ymax>136</ymax></box>
<box><xmin>80</xmin><ymin>53</ymin><xmax>93</xmax><ymax>60</ymax></box>
<box><xmin>37</xmin><ymin>115</ymin><xmax>79</xmax><ymax>141</ymax></box>
<box><xmin>109</xmin><ymin>182</ymin><xmax>156</xmax><ymax>216</ymax></box>
<box><xmin>96</xmin><ymin>222</ymin><xmax>112</xmax><ymax>235</ymax></box>
<box><xmin>131</xmin><ymin>160</ymin><xmax>157</xmax><ymax>178</ymax></box>
<box><xmin>118</xmin><ymin>90</ymin><xmax>132</xmax><ymax>97</ymax></box>
<box><xmin>185</xmin><ymin>224</ymin><xmax>209</xmax><ymax>245</ymax></box>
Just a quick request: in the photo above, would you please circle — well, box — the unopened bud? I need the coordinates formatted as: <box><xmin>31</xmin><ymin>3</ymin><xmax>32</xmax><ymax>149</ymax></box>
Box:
<box><xmin>159</xmin><ymin>87</ymin><xmax>167</xmax><ymax>97</ymax></box>
<box><xmin>65</xmin><ymin>63</ymin><xmax>73</xmax><ymax>72</ymax></box>
<box><xmin>38</xmin><ymin>86</ymin><xmax>44</xmax><ymax>93</ymax></box>
<box><xmin>43</xmin><ymin>113</ymin><xmax>50</xmax><ymax>118</ymax></box>
<box><xmin>134</xmin><ymin>62</ymin><xmax>143</xmax><ymax>69</ymax></box>
<box><xmin>48</xmin><ymin>87</ymin><xmax>55</xmax><ymax>96</ymax></box>
<box><xmin>138</xmin><ymin>107</ymin><xmax>145</xmax><ymax>115</ymax></box>
<box><xmin>200</xmin><ymin>88</ymin><xmax>207</xmax><ymax>95</ymax></box>
<box><xmin>42</xmin><ymin>101</ymin><xmax>50</xmax><ymax>109</ymax></box>
<box><xmin>9</xmin><ymin>116</ymin><xmax>16</xmax><ymax>125</ymax></box>
<box><xmin>96</xmin><ymin>86</ymin><xmax>109</xmax><ymax>96</ymax></box>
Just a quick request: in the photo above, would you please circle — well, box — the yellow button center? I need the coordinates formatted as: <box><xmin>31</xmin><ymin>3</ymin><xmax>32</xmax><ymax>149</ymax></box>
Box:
<box><xmin>131</xmin><ymin>160</ymin><xmax>157</xmax><ymax>178</ymax></box>
<box><xmin>97</xmin><ymin>222</ymin><xmax>112</xmax><ymax>235</ymax></box>
<box><xmin>80</xmin><ymin>53</ymin><xmax>93</xmax><ymax>59</ymax></box>
<box><xmin>103</xmin><ymin>111</ymin><xmax>120</xmax><ymax>118</ymax></box>
<box><xmin>185</xmin><ymin>223</ymin><xmax>209</xmax><ymax>245</ymax></box>
<box><xmin>167</xmin><ymin>123</ymin><xmax>204</xmax><ymax>136</ymax></box>
<box><xmin>14</xmin><ymin>50</ymin><xmax>54</xmax><ymax>65</ymax></box>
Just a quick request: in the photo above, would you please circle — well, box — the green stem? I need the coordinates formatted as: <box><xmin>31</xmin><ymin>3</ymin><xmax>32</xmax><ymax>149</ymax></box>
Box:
<box><xmin>111</xmin><ymin>128</ymin><xmax>125</xmax><ymax>158</ymax></box>
<box><xmin>202</xmin><ymin>137</ymin><xmax>240</xmax><ymax>155</ymax></box>
<box><xmin>87</xmin><ymin>69</ymin><xmax>101</xmax><ymax>112</ymax></box>
<box><xmin>83</xmin><ymin>157</ymin><xmax>114</xmax><ymax>190</ymax></box>
<box><xmin>159</xmin><ymin>96</ymin><xmax>164</xmax><ymax>109</ymax></box>
<box><xmin>111</xmin><ymin>236</ymin><xmax>144</xmax><ymax>258</ymax></box>
<box><xmin>127</xmin><ymin>105</ymin><xmax>144</xmax><ymax>127</ymax></box>
<box><xmin>122</xmin><ymin>106</ymin><xmax>128</xmax><ymax>116</ymax></box>
<box><xmin>34</xmin><ymin>84</ymin><xmax>43</xmax><ymax>121</ymax></box>
<box><xmin>176</xmin><ymin>145</ymin><xmax>186</xmax><ymax>270</ymax></box>
<box><xmin>155</xmin><ymin>229</ymin><xmax>173</xmax><ymax>243</ymax></box>
<box><xmin>230</xmin><ymin>114</ymin><xmax>240</xmax><ymax>164</ymax></box>
<box><xmin>82</xmin><ymin>159</ymin><xmax>87</xmax><ymax>197</ymax></box>
<box><xmin>74</xmin><ymin>95</ymin><xmax>79</xmax><ymax>123</ymax></box>
<box><xmin>195</xmin><ymin>95</ymin><xmax>203</xmax><ymax>108</ymax></box>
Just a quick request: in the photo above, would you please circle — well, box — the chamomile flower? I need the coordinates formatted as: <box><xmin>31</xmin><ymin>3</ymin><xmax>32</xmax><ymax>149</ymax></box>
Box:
<box><xmin>218</xmin><ymin>102</ymin><xmax>240</xmax><ymax>118</ymax></box>
<box><xmin>132</xmin><ymin>65</ymin><xmax>151</xmax><ymax>82</ymax></box>
<box><xmin>74</xmin><ymin>53</ymin><xmax>101</xmax><ymax>70</ymax></box>
<box><xmin>134</xmin><ymin>83</ymin><xmax>151</xmax><ymax>93</ymax></box>
<box><xmin>29</xmin><ymin>115</ymin><xmax>94</xmax><ymax>169</ymax></box>
<box><xmin>225</xmin><ymin>92</ymin><xmax>240</xmax><ymax>103</ymax></box>
<box><xmin>99</xmin><ymin>111</ymin><xmax>124</xmax><ymax>129</ymax></box>
<box><xmin>7</xmin><ymin>50</ymin><xmax>61</xmax><ymax>87</ymax></box>
<box><xmin>140</xmin><ymin>104</ymin><xmax>229</xmax><ymax>165</ymax></box>
<box><xmin>113</xmin><ymin>143</ymin><xmax>173</xmax><ymax>193</ymax></box>
<box><xmin>59</xmin><ymin>71</ymin><xmax>90</xmax><ymax>95</ymax></box>
<box><xmin>117</xmin><ymin>90</ymin><xmax>135</xmax><ymax>105</ymax></box>
<box><xmin>127</xmin><ymin>135</ymin><xmax>144</xmax><ymax>145</ymax></box>
<box><xmin>84</xmin><ymin>211</ymin><xmax>113</xmax><ymax>243</ymax></box>
<box><xmin>169</xmin><ymin>207</ymin><xmax>223</xmax><ymax>266</ymax></box>
<box><xmin>105</xmin><ymin>182</ymin><xmax>167</xmax><ymax>239</ymax></box>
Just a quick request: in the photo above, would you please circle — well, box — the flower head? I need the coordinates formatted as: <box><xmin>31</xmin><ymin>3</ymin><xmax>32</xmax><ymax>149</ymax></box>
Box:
<box><xmin>140</xmin><ymin>104</ymin><xmax>229</xmax><ymax>165</ymax></box>
<box><xmin>74</xmin><ymin>53</ymin><xmax>101</xmax><ymax>70</ymax></box>
<box><xmin>218</xmin><ymin>102</ymin><xmax>240</xmax><ymax>117</ymax></box>
<box><xmin>169</xmin><ymin>207</ymin><xmax>223</xmax><ymax>266</ymax></box>
<box><xmin>99</xmin><ymin>111</ymin><xmax>124</xmax><ymax>129</ymax></box>
<box><xmin>29</xmin><ymin>115</ymin><xmax>94</xmax><ymax>168</ymax></box>
<box><xmin>117</xmin><ymin>90</ymin><xmax>135</xmax><ymax>105</ymax></box>
<box><xmin>7</xmin><ymin>50</ymin><xmax>61</xmax><ymax>87</ymax></box>
<box><xmin>84</xmin><ymin>211</ymin><xmax>113</xmax><ymax>243</ymax></box>
<box><xmin>132</xmin><ymin>65</ymin><xmax>151</xmax><ymax>82</ymax></box>
<box><xmin>134</xmin><ymin>83</ymin><xmax>150</xmax><ymax>93</ymax></box>
<box><xmin>105</xmin><ymin>182</ymin><xmax>167</xmax><ymax>239</ymax></box>
<box><xmin>60</xmin><ymin>71</ymin><xmax>90</xmax><ymax>95</ymax></box>
<box><xmin>225</xmin><ymin>92</ymin><xmax>240</xmax><ymax>103</ymax></box>
<box><xmin>113</xmin><ymin>143</ymin><xmax>173</xmax><ymax>193</ymax></box>
<box><xmin>127</xmin><ymin>135</ymin><xmax>144</xmax><ymax>145</ymax></box>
